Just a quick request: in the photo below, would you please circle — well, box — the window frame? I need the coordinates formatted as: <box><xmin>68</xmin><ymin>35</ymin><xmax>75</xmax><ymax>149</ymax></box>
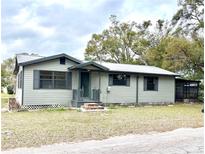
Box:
<box><xmin>53</xmin><ymin>72</ymin><xmax>67</xmax><ymax>89</ymax></box>
<box><xmin>38</xmin><ymin>71</ymin><xmax>69</xmax><ymax>89</ymax></box>
<box><xmin>109</xmin><ymin>73</ymin><xmax>130</xmax><ymax>86</ymax></box>
<box><xmin>144</xmin><ymin>76</ymin><xmax>158</xmax><ymax>91</ymax></box>
<box><xmin>39</xmin><ymin>71</ymin><xmax>54</xmax><ymax>89</ymax></box>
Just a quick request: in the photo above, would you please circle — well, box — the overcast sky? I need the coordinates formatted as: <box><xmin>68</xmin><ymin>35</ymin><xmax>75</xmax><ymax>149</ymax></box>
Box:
<box><xmin>2</xmin><ymin>0</ymin><xmax>178</xmax><ymax>61</ymax></box>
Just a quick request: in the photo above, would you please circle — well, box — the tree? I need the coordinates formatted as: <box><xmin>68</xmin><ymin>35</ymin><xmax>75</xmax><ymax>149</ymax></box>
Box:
<box><xmin>1</xmin><ymin>57</ymin><xmax>16</xmax><ymax>91</ymax></box>
<box><xmin>85</xmin><ymin>15</ymin><xmax>153</xmax><ymax>64</ymax></box>
<box><xmin>85</xmin><ymin>15</ymin><xmax>174</xmax><ymax>65</ymax></box>
<box><xmin>168</xmin><ymin>0</ymin><xmax>204</xmax><ymax>80</ymax></box>
<box><xmin>171</xmin><ymin>0</ymin><xmax>204</xmax><ymax>36</ymax></box>
<box><xmin>145</xmin><ymin>36</ymin><xmax>204</xmax><ymax>79</ymax></box>
<box><xmin>85</xmin><ymin>0</ymin><xmax>204</xmax><ymax>81</ymax></box>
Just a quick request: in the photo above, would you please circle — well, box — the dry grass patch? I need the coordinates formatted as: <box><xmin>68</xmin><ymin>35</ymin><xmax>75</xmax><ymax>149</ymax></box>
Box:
<box><xmin>1</xmin><ymin>104</ymin><xmax>203</xmax><ymax>150</ymax></box>
<box><xmin>1</xmin><ymin>93</ymin><xmax>15</xmax><ymax>109</ymax></box>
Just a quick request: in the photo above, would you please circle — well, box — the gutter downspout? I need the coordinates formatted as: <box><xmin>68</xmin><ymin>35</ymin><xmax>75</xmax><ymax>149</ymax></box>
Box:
<box><xmin>136</xmin><ymin>75</ymin><xmax>138</xmax><ymax>106</ymax></box>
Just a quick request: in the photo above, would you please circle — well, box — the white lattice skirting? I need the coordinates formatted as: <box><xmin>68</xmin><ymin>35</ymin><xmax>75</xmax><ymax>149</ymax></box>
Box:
<box><xmin>22</xmin><ymin>104</ymin><xmax>65</xmax><ymax>110</ymax></box>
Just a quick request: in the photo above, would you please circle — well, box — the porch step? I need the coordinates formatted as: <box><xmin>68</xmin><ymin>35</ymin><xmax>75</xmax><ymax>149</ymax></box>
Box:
<box><xmin>83</xmin><ymin>103</ymin><xmax>104</xmax><ymax>109</ymax></box>
<box><xmin>81</xmin><ymin>103</ymin><xmax>106</xmax><ymax>112</ymax></box>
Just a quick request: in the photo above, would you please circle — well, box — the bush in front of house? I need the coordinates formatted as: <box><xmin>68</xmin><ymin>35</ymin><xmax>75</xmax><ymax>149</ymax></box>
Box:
<box><xmin>7</xmin><ymin>85</ymin><xmax>14</xmax><ymax>94</ymax></box>
<box><xmin>198</xmin><ymin>82</ymin><xmax>204</xmax><ymax>102</ymax></box>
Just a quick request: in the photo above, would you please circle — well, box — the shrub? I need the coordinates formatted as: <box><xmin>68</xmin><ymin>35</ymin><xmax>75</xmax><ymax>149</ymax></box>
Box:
<box><xmin>198</xmin><ymin>82</ymin><xmax>204</xmax><ymax>102</ymax></box>
<box><xmin>7</xmin><ymin>85</ymin><xmax>14</xmax><ymax>94</ymax></box>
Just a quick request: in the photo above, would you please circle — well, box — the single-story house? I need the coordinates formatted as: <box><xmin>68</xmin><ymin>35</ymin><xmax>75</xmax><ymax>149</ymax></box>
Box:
<box><xmin>13</xmin><ymin>53</ymin><xmax>199</xmax><ymax>108</ymax></box>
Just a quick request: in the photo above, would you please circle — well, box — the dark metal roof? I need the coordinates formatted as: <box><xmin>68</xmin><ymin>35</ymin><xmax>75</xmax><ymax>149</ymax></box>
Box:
<box><xmin>18</xmin><ymin>53</ymin><xmax>82</xmax><ymax>66</ymax></box>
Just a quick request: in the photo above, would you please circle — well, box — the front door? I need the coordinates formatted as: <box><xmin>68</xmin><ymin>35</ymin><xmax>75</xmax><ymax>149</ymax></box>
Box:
<box><xmin>80</xmin><ymin>72</ymin><xmax>90</xmax><ymax>98</ymax></box>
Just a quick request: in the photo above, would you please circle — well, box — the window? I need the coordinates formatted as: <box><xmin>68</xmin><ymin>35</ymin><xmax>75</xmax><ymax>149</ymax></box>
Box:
<box><xmin>54</xmin><ymin>72</ymin><xmax>66</xmax><ymax>89</ymax></box>
<box><xmin>18</xmin><ymin>71</ymin><xmax>23</xmax><ymax>89</ymax></box>
<box><xmin>34</xmin><ymin>70</ymin><xmax>72</xmax><ymax>89</ymax></box>
<box><xmin>60</xmin><ymin>57</ymin><xmax>65</xmax><ymax>64</ymax></box>
<box><xmin>144</xmin><ymin>76</ymin><xmax>158</xmax><ymax>91</ymax></box>
<box><xmin>109</xmin><ymin>74</ymin><xmax>130</xmax><ymax>86</ymax></box>
<box><xmin>40</xmin><ymin>71</ymin><xmax>53</xmax><ymax>89</ymax></box>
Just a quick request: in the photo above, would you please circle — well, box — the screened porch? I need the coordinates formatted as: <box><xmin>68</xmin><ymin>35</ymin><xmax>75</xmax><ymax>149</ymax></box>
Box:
<box><xmin>175</xmin><ymin>79</ymin><xmax>200</xmax><ymax>102</ymax></box>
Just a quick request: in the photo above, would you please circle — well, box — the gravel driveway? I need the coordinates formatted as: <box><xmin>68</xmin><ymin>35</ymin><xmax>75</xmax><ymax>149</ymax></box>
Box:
<box><xmin>2</xmin><ymin>127</ymin><xmax>203</xmax><ymax>154</ymax></box>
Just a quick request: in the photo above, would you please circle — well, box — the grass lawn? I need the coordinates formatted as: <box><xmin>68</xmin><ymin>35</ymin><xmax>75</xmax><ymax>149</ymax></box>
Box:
<box><xmin>1</xmin><ymin>102</ymin><xmax>203</xmax><ymax>150</ymax></box>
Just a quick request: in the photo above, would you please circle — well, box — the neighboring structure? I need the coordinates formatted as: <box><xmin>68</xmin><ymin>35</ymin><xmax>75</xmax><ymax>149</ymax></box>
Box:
<box><xmin>14</xmin><ymin>53</ymin><xmax>182</xmax><ymax>107</ymax></box>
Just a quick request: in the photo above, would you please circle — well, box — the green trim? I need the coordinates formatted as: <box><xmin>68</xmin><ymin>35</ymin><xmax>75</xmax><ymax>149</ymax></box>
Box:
<box><xmin>78</xmin><ymin>70</ymin><xmax>81</xmax><ymax>89</ymax></box>
<box><xmin>108</xmin><ymin>71</ymin><xmax>178</xmax><ymax>77</ymax></box>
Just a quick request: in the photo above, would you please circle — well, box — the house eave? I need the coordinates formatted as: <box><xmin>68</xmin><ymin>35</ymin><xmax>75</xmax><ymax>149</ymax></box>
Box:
<box><xmin>106</xmin><ymin>70</ymin><xmax>179</xmax><ymax>76</ymax></box>
<box><xmin>69</xmin><ymin>61</ymin><xmax>109</xmax><ymax>71</ymax></box>
<box><xmin>19</xmin><ymin>53</ymin><xmax>82</xmax><ymax>66</ymax></box>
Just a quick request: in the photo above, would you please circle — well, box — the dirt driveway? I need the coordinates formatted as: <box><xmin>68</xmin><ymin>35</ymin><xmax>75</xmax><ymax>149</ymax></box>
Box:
<box><xmin>2</xmin><ymin>127</ymin><xmax>203</xmax><ymax>154</ymax></box>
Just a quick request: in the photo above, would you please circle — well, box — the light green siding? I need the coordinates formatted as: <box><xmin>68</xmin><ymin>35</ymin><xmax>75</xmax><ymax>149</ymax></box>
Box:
<box><xmin>23</xmin><ymin>59</ymin><xmax>78</xmax><ymax>106</ymax></box>
<box><xmin>99</xmin><ymin>73</ymin><xmax>175</xmax><ymax>104</ymax></box>
<box><xmin>90</xmin><ymin>71</ymin><xmax>100</xmax><ymax>89</ymax></box>
<box><xmin>72</xmin><ymin>70</ymin><xmax>79</xmax><ymax>89</ymax></box>
<box><xmin>138</xmin><ymin>75</ymin><xmax>175</xmax><ymax>104</ymax></box>
<box><xmin>100</xmin><ymin>73</ymin><xmax>137</xmax><ymax>104</ymax></box>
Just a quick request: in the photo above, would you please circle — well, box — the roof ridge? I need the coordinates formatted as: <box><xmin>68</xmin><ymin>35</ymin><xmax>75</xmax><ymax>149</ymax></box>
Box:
<box><xmin>16</xmin><ymin>53</ymin><xmax>44</xmax><ymax>57</ymax></box>
<box><xmin>18</xmin><ymin>53</ymin><xmax>82</xmax><ymax>66</ymax></box>
<box><xmin>96</xmin><ymin>61</ymin><xmax>155</xmax><ymax>67</ymax></box>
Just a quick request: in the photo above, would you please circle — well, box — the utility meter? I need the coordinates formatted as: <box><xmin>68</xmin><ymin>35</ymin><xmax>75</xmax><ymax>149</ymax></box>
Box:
<box><xmin>107</xmin><ymin>86</ymin><xmax>111</xmax><ymax>93</ymax></box>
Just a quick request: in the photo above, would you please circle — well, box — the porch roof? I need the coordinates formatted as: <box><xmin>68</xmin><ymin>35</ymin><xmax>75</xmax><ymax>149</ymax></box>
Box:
<box><xmin>69</xmin><ymin>61</ymin><xmax>109</xmax><ymax>71</ymax></box>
